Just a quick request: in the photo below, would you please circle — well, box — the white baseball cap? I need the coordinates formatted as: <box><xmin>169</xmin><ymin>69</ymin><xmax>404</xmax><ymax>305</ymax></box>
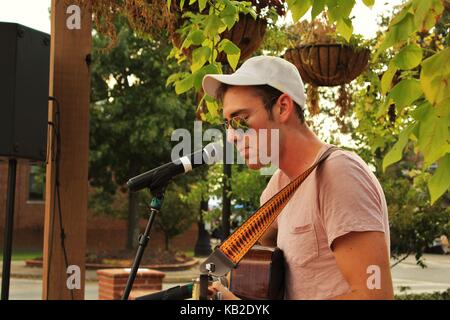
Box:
<box><xmin>202</xmin><ymin>55</ymin><xmax>306</xmax><ymax>108</ymax></box>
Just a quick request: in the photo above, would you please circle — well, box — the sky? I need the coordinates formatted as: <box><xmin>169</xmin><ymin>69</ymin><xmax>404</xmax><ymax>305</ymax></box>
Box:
<box><xmin>0</xmin><ymin>0</ymin><xmax>404</xmax><ymax>37</ymax></box>
<box><xmin>0</xmin><ymin>0</ymin><xmax>51</xmax><ymax>33</ymax></box>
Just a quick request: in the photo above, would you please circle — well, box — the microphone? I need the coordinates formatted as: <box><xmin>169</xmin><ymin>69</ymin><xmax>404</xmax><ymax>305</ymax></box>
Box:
<box><xmin>127</xmin><ymin>141</ymin><xmax>222</xmax><ymax>192</ymax></box>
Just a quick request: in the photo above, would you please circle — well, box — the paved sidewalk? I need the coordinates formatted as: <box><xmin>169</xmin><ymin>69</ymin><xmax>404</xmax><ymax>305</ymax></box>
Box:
<box><xmin>0</xmin><ymin>258</ymin><xmax>205</xmax><ymax>283</ymax></box>
<box><xmin>0</xmin><ymin>258</ymin><xmax>205</xmax><ymax>300</ymax></box>
<box><xmin>1</xmin><ymin>254</ymin><xmax>449</xmax><ymax>299</ymax></box>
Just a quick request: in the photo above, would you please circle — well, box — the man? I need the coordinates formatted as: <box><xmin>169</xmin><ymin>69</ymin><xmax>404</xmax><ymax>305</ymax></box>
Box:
<box><xmin>202</xmin><ymin>56</ymin><xmax>394</xmax><ymax>300</ymax></box>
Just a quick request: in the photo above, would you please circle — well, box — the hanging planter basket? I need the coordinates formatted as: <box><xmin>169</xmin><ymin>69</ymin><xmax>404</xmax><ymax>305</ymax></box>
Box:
<box><xmin>172</xmin><ymin>14</ymin><xmax>267</xmax><ymax>64</ymax></box>
<box><xmin>284</xmin><ymin>44</ymin><xmax>370</xmax><ymax>87</ymax></box>
<box><xmin>217</xmin><ymin>14</ymin><xmax>267</xmax><ymax>63</ymax></box>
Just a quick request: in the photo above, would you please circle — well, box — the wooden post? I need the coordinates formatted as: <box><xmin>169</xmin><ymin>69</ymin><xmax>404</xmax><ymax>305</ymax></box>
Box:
<box><xmin>42</xmin><ymin>0</ymin><xmax>91</xmax><ymax>300</ymax></box>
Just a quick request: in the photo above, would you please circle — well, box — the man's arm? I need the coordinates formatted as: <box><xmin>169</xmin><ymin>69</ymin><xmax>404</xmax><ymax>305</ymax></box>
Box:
<box><xmin>331</xmin><ymin>231</ymin><xmax>394</xmax><ymax>300</ymax></box>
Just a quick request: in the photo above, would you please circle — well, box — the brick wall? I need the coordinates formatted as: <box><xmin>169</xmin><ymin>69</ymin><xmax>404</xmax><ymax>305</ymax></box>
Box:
<box><xmin>0</xmin><ymin>162</ymin><xmax>199</xmax><ymax>253</ymax></box>
<box><xmin>97</xmin><ymin>268</ymin><xmax>165</xmax><ymax>300</ymax></box>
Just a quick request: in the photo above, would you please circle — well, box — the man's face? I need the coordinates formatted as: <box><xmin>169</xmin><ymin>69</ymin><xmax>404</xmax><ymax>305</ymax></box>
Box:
<box><xmin>222</xmin><ymin>86</ymin><xmax>278</xmax><ymax>170</ymax></box>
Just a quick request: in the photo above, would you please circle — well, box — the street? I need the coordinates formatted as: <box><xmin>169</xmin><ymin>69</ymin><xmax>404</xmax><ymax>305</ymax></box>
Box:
<box><xmin>1</xmin><ymin>253</ymin><xmax>449</xmax><ymax>300</ymax></box>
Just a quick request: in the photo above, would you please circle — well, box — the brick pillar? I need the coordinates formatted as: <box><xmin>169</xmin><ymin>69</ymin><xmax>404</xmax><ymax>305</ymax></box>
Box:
<box><xmin>97</xmin><ymin>268</ymin><xmax>165</xmax><ymax>300</ymax></box>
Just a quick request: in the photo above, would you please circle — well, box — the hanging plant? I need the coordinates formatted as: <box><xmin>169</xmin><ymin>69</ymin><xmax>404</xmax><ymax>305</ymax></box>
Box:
<box><xmin>283</xmin><ymin>15</ymin><xmax>369</xmax><ymax>120</ymax></box>
<box><xmin>172</xmin><ymin>0</ymin><xmax>285</xmax><ymax>63</ymax></box>
<box><xmin>89</xmin><ymin>0</ymin><xmax>178</xmax><ymax>48</ymax></box>
<box><xmin>306</xmin><ymin>85</ymin><xmax>320</xmax><ymax>117</ymax></box>
<box><xmin>284</xmin><ymin>15</ymin><xmax>370</xmax><ymax>87</ymax></box>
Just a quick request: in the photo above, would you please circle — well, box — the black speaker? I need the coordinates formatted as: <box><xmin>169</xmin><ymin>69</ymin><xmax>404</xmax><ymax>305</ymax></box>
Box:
<box><xmin>0</xmin><ymin>22</ymin><xmax>50</xmax><ymax>163</ymax></box>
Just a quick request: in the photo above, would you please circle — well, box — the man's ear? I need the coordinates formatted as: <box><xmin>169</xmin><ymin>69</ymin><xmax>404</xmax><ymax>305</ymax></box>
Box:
<box><xmin>278</xmin><ymin>94</ymin><xmax>295</xmax><ymax>123</ymax></box>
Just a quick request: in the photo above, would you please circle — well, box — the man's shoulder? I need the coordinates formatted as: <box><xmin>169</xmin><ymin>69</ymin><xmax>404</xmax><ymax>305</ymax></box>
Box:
<box><xmin>318</xmin><ymin>146</ymin><xmax>383</xmax><ymax>194</ymax></box>
<box><xmin>322</xmin><ymin>147</ymin><xmax>372</xmax><ymax>174</ymax></box>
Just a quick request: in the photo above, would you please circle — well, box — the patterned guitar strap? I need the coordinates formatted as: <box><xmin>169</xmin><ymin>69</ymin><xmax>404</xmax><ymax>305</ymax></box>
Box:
<box><xmin>199</xmin><ymin>145</ymin><xmax>339</xmax><ymax>277</ymax></box>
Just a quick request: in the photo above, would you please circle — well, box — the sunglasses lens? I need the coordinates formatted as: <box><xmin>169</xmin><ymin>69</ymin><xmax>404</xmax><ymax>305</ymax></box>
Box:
<box><xmin>224</xmin><ymin>117</ymin><xmax>250</xmax><ymax>130</ymax></box>
<box><xmin>232</xmin><ymin>118</ymin><xmax>249</xmax><ymax>130</ymax></box>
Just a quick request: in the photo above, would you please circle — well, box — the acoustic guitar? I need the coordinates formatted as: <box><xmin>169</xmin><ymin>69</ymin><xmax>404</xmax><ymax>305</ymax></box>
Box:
<box><xmin>229</xmin><ymin>245</ymin><xmax>284</xmax><ymax>300</ymax></box>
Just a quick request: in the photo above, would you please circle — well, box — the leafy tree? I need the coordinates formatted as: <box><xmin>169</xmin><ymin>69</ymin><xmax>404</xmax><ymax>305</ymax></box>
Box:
<box><xmin>89</xmin><ymin>20</ymin><xmax>196</xmax><ymax>249</ymax></box>
<box><xmin>140</xmin><ymin>182</ymin><xmax>199</xmax><ymax>251</ymax></box>
<box><xmin>349</xmin><ymin>9</ymin><xmax>450</xmax><ymax>266</ymax></box>
<box><xmin>385</xmin><ymin>158</ymin><xmax>450</xmax><ymax>267</ymax></box>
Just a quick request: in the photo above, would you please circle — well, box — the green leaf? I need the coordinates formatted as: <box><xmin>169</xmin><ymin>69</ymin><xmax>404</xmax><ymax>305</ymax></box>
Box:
<box><xmin>191</xmin><ymin>47</ymin><xmax>211</xmax><ymax>73</ymax></box>
<box><xmin>167</xmin><ymin>0</ymin><xmax>172</xmax><ymax>11</ymax></box>
<box><xmin>381</xmin><ymin>62</ymin><xmax>398</xmax><ymax>95</ymax></box>
<box><xmin>198</xmin><ymin>0</ymin><xmax>207</xmax><ymax>12</ymax></box>
<box><xmin>288</xmin><ymin>0</ymin><xmax>312</xmax><ymax>22</ymax></box>
<box><xmin>375</xmin><ymin>96</ymin><xmax>391</xmax><ymax>118</ymax></box>
<box><xmin>221</xmin><ymin>2</ymin><xmax>238</xmax><ymax>30</ymax></box>
<box><xmin>336</xmin><ymin>17</ymin><xmax>353</xmax><ymax>42</ymax></box>
<box><xmin>217</xmin><ymin>39</ymin><xmax>241</xmax><ymax>54</ymax></box>
<box><xmin>311</xmin><ymin>0</ymin><xmax>325</xmax><ymax>19</ymax></box>
<box><xmin>411</xmin><ymin>101</ymin><xmax>431</xmax><ymax>121</ymax></box>
<box><xmin>383</xmin><ymin>124</ymin><xmax>415</xmax><ymax>172</ymax></box>
<box><xmin>389</xmin><ymin>79</ymin><xmax>423</xmax><ymax>110</ymax></box>
<box><xmin>428</xmin><ymin>153</ymin><xmax>450</xmax><ymax>204</ymax></box>
<box><xmin>420</xmin><ymin>48</ymin><xmax>450</xmax><ymax>106</ymax></box>
<box><xmin>180</xmin><ymin>0</ymin><xmax>185</xmax><ymax>10</ymax></box>
<box><xmin>417</xmin><ymin>104</ymin><xmax>450</xmax><ymax>167</ymax></box>
<box><xmin>436</xmin><ymin>98</ymin><xmax>450</xmax><ymax>118</ymax></box>
<box><xmin>412</xmin><ymin>0</ymin><xmax>444</xmax><ymax>32</ymax></box>
<box><xmin>175</xmin><ymin>74</ymin><xmax>194</xmax><ymax>94</ymax></box>
<box><xmin>327</xmin><ymin>0</ymin><xmax>355</xmax><ymax>23</ymax></box>
<box><xmin>362</xmin><ymin>0</ymin><xmax>375</xmax><ymax>7</ymax></box>
<box><xmin>390</xmin><ymin>4</ymin><xmax>411</xmax><ymax>26</ymax></box>
<box><xmin>193</xmin><ymin>63</ymin><xmax>221</xmax><ymax>91</ymax></box>
<box><xmin>189</xmin><ymin>30</ymin><xmax>206</xmax><ymax>46</ymax></box>
<box><xmin>393</xmin><ymin>44</ymin><xmax>423</xmax><ymax>70</ymax></box>
<box><xmin>204</xmin><ymin>14</ymin><xmax>224</xmax><ymax>38</ymax></box>
<box><xmin>205</xmin><ymin>98</ymin><xmax>220</xmax><ymax>118</ymax></box>
<box><xmin>375</xmin><ymin>12</ymin><xmax>416</xmax><ymax>58</ymax></box>
<box><xmin>166</xmin><ymin>73</ymin><xmax>185</xmax><ymax>87</ymax></box>
<box><xmin>218</xmin><ymin>39</ymin><xmax>240</xmax><ymax>70</ymax></box>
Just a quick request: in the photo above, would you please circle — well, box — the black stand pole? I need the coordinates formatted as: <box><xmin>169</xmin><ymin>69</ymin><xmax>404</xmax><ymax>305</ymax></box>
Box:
<box><xmin>1</xmin><ymin>159</ymin><xmax>17</xmax><ymax>300</ymax></box>
<box><xmin>222</xmin><ymin>137</ymin><xmax>232</xmax><ymax>240</ymax></box>
<box><xmin>121</xmin><ymin>188</ymin><xmax>165</xmax><ymax>300</ymax></box>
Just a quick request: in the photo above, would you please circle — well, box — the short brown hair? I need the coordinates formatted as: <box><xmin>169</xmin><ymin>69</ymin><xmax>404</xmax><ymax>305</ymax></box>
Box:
<box><xmin>215</xmin><ymin>83</ymin><xmax>305</xmax><ymax>123</ymax></box>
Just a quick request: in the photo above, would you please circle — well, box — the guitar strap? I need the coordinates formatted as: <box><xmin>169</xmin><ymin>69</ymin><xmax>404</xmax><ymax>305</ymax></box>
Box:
<box><xmin>200</xmin><ymin>145</ymin><xmax>339</xmax><ymax>277</ymax></box>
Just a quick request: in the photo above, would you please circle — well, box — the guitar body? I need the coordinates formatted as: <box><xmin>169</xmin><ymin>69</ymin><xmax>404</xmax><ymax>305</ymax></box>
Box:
<box><xmin>229</xmin><ymin>245</ymin><xmax>284</xmax><ymax>300</ymax></box>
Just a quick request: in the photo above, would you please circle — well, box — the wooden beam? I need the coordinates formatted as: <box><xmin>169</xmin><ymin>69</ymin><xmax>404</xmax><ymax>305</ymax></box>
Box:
<box><xmin>42</xmin><ymin>0</ymin><xmax>91</xmax><ymax>300</ymax></box>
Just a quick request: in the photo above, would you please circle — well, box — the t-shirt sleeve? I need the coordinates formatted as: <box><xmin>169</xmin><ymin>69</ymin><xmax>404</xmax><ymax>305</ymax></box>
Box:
<box><xmin>318</xmin><ymin>153</ymin><xmax>386</xmax><ymax>249</ymax></box>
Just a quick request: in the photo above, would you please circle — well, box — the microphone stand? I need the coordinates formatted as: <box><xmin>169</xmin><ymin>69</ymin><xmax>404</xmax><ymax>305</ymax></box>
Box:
<box><xmin>121</xmin><ymin>186</ymin><xmax>166</xmax><ymax>300</ymax></box>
